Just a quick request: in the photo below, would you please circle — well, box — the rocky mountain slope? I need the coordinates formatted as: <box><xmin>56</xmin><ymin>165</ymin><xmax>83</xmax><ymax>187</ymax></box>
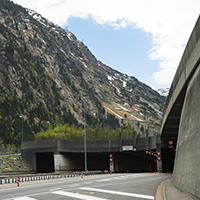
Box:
<box><xmin>0</xmin><ymin>154</ymin><xmax>32</xmax><ymax>172</ymax></box>
<box><xmin>0</xmin><ymin>0</ymin><xmax>166</xmax><ymax>146</ymax></box>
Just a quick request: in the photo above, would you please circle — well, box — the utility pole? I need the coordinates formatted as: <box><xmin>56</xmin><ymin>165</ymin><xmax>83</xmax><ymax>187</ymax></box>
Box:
<box><xmin>84</xmin><ymin>101</ymin><xmax>87</xmax><ymax>171</ymax></box>
<box><xmin>20</xmin><ymin>116</ymin><xmax>23</xmax><ymax>143</ymax></box>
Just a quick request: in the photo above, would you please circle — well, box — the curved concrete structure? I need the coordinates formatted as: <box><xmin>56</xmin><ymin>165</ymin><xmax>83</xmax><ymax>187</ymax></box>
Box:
<box><xmin>161</xmin><ymin>15</ymin><xmax>200</xmax><ymax>141</ymax></box>
<box><xmin>160</xmin><ymin>15</ymin><xmax>200</xmax><ymax>198</ymax></box>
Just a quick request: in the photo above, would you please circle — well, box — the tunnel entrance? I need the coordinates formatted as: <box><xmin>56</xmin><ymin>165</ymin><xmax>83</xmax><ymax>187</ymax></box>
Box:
<box><xmin>114</xmin><ymin>150</ymin><xmax>157</xmax><ymax>173</ymax></box>
<box><xmin>87</xmin><ymin>153</ymin><xmax>109</xmax><ymax>171</ymax></box>
<box><xmin>36</xmin><ymin>152</ymin><xmax>54</xmax><ymax>173</ymax></box>
<box><xmin>162</xmin><ymin>148</ymin><xmax>176</xmax><ymax>172</ymax></box>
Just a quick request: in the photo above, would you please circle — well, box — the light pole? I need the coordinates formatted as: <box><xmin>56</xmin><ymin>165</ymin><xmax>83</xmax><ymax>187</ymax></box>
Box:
<box><xmin>84</xmin><ymin>101</ymin><xmax>87</xmax><ymax>171</ymax></box>
<box><xmin>19</xmin><ymin>116</ymin><xmax>23</xmax><ymax>143</ymax></box>
<box><xmin>47</xmin><ymin>121</ymin><xmax>50</xmax><ymax>128</ymax></box>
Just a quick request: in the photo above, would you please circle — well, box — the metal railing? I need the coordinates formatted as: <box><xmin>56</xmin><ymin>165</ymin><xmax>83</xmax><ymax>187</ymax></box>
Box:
<box><xmin>0</xmin><ymin>147</ymin><xmax>21</xmax><ymax>156</ymax></box>
<box><xmin>0</xmin><ymin>171</ymin><xmax>108</xmax><ymax>185</ymax></box>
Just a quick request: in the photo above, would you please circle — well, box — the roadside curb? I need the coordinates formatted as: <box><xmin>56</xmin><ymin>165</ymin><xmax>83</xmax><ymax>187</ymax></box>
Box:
<box><xmin>155</xmin><ymin>177</ymin><xmax>196</xmax><ymax>200</ymax></box>
<box><xmin>155</xmin><ymin>178</ymin><xmax>171</xmax><ymax>200</ymax></box>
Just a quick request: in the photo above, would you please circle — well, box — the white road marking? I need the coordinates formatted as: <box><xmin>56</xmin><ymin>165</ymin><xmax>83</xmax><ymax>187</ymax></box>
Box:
<box><xmin>113</xmin><ymin>177</ymin><xmax>121</xmax><ymax>179</ymax></box>
<box><xmin>12</xmin><ymin>197</ymin><xmax>37</xmax><ymax>200</ymax></box>
<box><xmin>49</xmin><ymin>187</ymin><xmax>62</xmax><ymax>191</ymax></box>
<box><xmin>81</xmin><ymin>187</ymin><xmax>154</xmax><ymax>200</ymax></box>
<box><xmin>69</xmin><ymin>184</ymin><xmax>79</xmax><ymax>187</ymax></box>
<box><xmin>52</xmin><ymin>190</ymin><xmax>110</xmax><ymax>200</ymax></box>
<box><xmin>84</xmin><ymin>181</ymin><xmax>93</xmax><ymax>184</ymax></box>
<box><xmin>96</xmin><ymin>179</ymin><xmax>111</xmax><ymax>182</ymax></box>
<box><xmin>113</xmin><ymin>173</ymin><xmax>147</xmax><ymax>180</ymax></box>
<box><xmin>118</xmin><ymin>176</ymin><xmax>127</xmax><ymax>178</ymax></box>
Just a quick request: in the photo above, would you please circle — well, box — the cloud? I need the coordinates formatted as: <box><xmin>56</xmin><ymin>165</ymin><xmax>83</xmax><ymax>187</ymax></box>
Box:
<box><xmin>13</xmin><ymin>0</ymin><xmax>200</xmax><ymax>86</ymax></box>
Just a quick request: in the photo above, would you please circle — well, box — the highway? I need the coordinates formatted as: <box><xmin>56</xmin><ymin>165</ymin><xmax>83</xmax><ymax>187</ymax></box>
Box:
<box><xmin>0</xmin><ymin>173</ymin><xmax>171</xmax><ymax>200</ymax></box>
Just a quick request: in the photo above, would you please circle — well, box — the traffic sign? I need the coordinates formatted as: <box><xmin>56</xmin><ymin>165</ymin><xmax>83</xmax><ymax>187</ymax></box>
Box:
<box><xmin>156</xmin><ymin>151</ymin><xmax>161</xmax><ymax>156</ymax></box>
<box><xmin>168</xmin><ymin>140</ymin><xmax>174</xmax><ymax>146</ymax></box>
<box><xmin>109</xmin><ymin>154</ymin><xmax>113</xmax><ymax>162</ymax></box>
<box><xmin>157</xmin><ymin>156</ymin><xmax>162</xmax><ymax>161</ymax></box>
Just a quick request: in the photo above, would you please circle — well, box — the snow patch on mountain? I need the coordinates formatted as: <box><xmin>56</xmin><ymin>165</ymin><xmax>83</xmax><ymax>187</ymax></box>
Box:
<box><xmin>157</xmin><ymin>88</ymin><xmax>169</xmax><ymax>97</ymax></box>
<box><xmin>120</xmin><ymin>79</ymin><xmax>127</xmax><ymax>87</ymax></box>
<box><xmin>131</xmin><ymin>114</ymin><xmax>144</xmax><ymax>121</ymax></box>
<box><xmin>114</xmin><ymin>102</ymin><xmax>131</xmax><ymax>112</ymax></box>
<box><xmin>105</xmin><ymin>106</ymin><xmax>123</xmax><ymax>119</ymax></box>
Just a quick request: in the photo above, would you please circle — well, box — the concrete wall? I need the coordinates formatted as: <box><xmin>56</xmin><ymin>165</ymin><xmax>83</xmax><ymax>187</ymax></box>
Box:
<box><xmin>161</xmin><ymin>16</ymin><xmax>200</xmax><ymax>137</ymax></box>
<box><xmin>54</xmin><ymin>153</ymin><xmax>84</xmax><ymax>171</ymax></box>
<box><xmin>22</xmin><ymin>135</ymin><xmax>166</xmax><ymax>173</ymax></box>
<box><xmin>54</xmin><ymin>154</ymin><xmax>72</xmax><ymax>171</ymax></box>
<box><xmin>22</xmin><ymin>137</ymin><xmax>160</xmax><ymax>154</ymax></box>
<box><xmin>173</xmin><ymin>63</ymin><xmax>200</xmax><ymax>198</ymax></box>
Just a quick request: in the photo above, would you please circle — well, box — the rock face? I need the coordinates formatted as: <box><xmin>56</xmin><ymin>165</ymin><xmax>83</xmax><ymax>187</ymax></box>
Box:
<box><xmin>0</xmin><ymin>1</ymin><xmax>166</xmax><ymax>146</ymax></box>
<box><xmin>0</xmin><ymin>155</ymin><xmax>32</xmax><ymax>172</ymax></box>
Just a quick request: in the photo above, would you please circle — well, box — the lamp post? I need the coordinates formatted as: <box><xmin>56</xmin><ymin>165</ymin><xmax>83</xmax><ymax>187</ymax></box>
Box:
<box><xmin>19</xmin><ymin>116</ymin><xmax>23</xmax><ymax>143</ymax></box>
<box><xmin>84</xmin><ymin>101</ymin><xmax>87</xmax><ymax>171</ymax></box>
<box><xmin>47</xmin><ymin>121</ymin><xmax>50</xmax><ymax>129</ymax></box>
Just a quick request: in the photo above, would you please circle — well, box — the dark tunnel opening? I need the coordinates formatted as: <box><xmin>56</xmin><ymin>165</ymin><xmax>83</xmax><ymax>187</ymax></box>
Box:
<box><xmin>36</xmin><ymin>152</ymin><xmax>54</xmax><ymax>173</ymax></box>
<box><xmin>162</xmin><ymin>148</ymin><xmax>176</xmax><ymax>173</ymax></box>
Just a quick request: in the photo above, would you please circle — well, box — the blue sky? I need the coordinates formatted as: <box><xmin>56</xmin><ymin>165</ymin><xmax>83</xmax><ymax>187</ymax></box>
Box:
<box><xmin>67</xmin><ymin>17</ymin><xmax>160</xmax><ymax>86</ymax></box>
<box><xmin>13</xmin><ymin>0</ymin><xmax>200</xmax><ymax>89</ymax></box>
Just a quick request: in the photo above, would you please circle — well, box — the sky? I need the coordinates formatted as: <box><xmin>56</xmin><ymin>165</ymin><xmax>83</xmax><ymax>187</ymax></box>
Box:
<box><xmin>13</xmin><ymin>0</ymin><xmax>200</xmax><ymax>89</ymax></box>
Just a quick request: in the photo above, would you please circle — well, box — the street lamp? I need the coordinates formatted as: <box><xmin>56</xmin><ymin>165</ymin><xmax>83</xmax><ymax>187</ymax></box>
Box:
<box><xmin>84</xmin><ymin>101</ymin><xmax>87</xmax><ymax>171</ymax></box>
<box><xmin>47</xmin><ymin>121</ymin><xmax>50</xmax><ymax>128</ymax></box>
<box><xmin>19</xmin><ymin>116</ymin><xmax>23</xmax><ymax>143</ymax></box>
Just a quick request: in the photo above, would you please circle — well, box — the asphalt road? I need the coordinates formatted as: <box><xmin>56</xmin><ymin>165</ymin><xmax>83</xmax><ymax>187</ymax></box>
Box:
<box><xmin>0</xmin><ymin>173</ymin><xmax>171</xmax><ymax>200</ymax></box>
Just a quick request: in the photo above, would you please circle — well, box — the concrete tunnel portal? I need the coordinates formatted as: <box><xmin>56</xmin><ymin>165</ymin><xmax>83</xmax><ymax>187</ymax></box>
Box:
<box><xmin>22</xmin><ymin>137</ymin><xmax>175</xmax><ymax>173</ymax></box>
<box><xmin>33</xmin><ymin>150</ymin><xmax>173</xmax><ymax>173</ymax></box>
<box><xmin>35</xmin><ymin>151</ymin><xmax>160</xmax><ymax>173</ymax></box>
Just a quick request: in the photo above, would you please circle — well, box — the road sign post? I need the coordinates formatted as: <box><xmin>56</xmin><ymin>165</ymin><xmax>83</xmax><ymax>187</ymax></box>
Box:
<box><xmin>154</xmin><ymin>159</ymin><xmax>157</xmax><ymax>173</ymax></box>
<box><xmin>156</xmin><ymin>150</ymin><xmax>162</xmax><ymax>172</ymax></box>
<box><xmin>109</xmin><ymin>154</ymin><xmax>114</xmax><ymax>173</ymax></box>
<box><xmin>0</xmin><ymin>159</ymin><xmax>3</xmax><ymax>173</ymax></box>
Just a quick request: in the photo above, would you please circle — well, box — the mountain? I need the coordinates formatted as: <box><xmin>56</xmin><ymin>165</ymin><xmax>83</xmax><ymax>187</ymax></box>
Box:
<box><xmin>0</xmin><ymin>0</ymin><xmax>166</xmax><ymax>146</ymax></box>
<box><xmin>157</xmin><ymin>88</ymin><xmax>169</xmax><ymax>97</ymax></box>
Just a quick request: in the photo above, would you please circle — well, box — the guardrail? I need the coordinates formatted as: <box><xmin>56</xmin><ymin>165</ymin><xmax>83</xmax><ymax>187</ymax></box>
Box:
<box><xmin>0</xmin><ymin>171</ymin><xmax>108</xmax><ymax>185</ymax></box>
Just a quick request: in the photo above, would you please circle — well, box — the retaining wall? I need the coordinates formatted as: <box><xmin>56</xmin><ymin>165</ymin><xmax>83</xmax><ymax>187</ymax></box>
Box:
<box><xmin>173</xmin><ymin>63</ymin><xmax>200</xmax><ymax>198</ymax></box>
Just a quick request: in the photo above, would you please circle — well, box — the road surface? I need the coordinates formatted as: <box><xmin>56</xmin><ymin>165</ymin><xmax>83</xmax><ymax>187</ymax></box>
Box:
<box><xmin>0</xmin><ymin>173</ymin><xmax>171</xmax><ymax>200</ymax></box>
